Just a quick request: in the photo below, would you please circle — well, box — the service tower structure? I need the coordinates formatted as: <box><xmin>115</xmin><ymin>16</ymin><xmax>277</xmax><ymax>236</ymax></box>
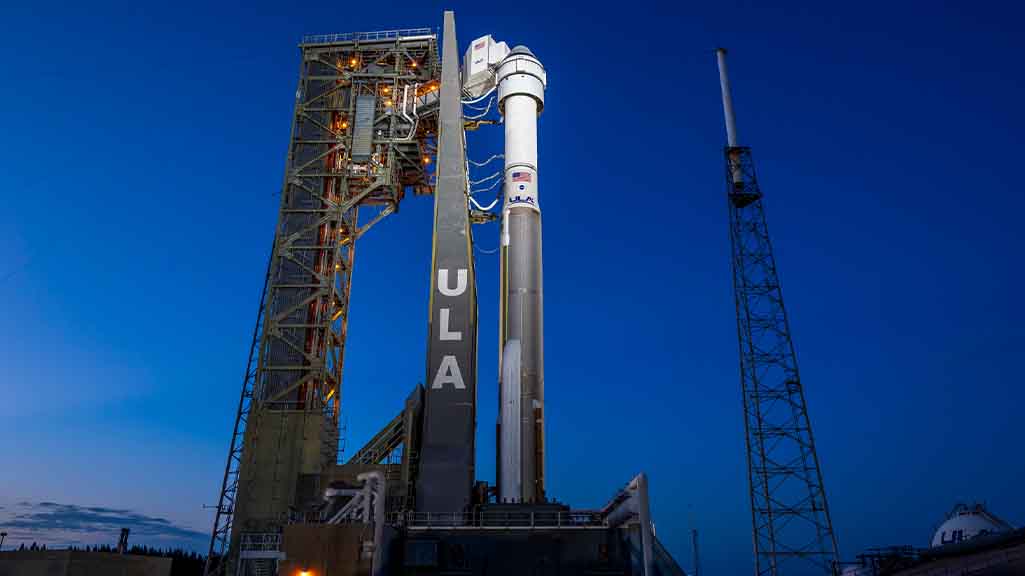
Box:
<box><xmin>204</xmin><ymin>28</ymin><xmax>441</xmax><ymax>576</ymax></box>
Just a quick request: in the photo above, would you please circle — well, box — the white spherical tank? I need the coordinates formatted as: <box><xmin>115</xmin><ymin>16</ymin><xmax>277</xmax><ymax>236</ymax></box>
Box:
<box><xmin>930</xmin><ymin>503</ymin><xmax>1013</xmax><ymax>548</ymax></box>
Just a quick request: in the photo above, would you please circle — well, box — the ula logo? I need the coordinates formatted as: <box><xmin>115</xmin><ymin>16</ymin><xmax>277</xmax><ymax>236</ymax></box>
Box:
<box><xmin>509</xmin><ymin>195</ymin><xmax>536</xmax><ymax>206</ymax></box>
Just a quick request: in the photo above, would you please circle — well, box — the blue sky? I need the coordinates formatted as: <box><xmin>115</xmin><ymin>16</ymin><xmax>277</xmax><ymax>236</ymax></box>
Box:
<box><xmin>1</xmin><ymin>0</ymin><xmax>1023</xmax><ymax>573</ymax></box>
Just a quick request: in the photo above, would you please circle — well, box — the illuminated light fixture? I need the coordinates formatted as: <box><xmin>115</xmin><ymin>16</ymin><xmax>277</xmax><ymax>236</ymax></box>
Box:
<box><xmin>422</xmin><ymin>156</ymin><xmax>431</xmax><ymax>164</ymax></box>
<box><xmin>331</xmin><ymin>309</ymin><xmax>343</xmax><ymax>322</ymax></box>
<box><xmin>334</xmin><ymin>262</ymin><xmax>340</xmax><ymax>270</ymax></box>
<box><xmin>326</xmin><ymin>388</ymin><xmax>335</xmax><ymax>400</ymax></box>
<box><xmin>382</xmin><ymin>86</ymin><xmax>390</xmax><ymax>94</ymax></box>
<box><xmin>349</xmin><ymin>58</ymin><xmax>357</xmax><ymax>66</ymax></box>
<box><xmin>340</xmin><ymin>121</ymin><xmax>349</xmax><ymax>129</ymax></box>
<box><xmin>410</xmin><ymin>60</ymin><xmax>417</xmax><ymax>68</ymax></box>
<box><xmin>385</xmin><ymin>99</ymin><xmax>393</xmax><ymax>107</ymax></box>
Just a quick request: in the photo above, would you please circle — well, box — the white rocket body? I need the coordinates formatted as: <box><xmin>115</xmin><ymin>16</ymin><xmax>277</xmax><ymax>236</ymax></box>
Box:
<box><xmin>495</xmin><ymin>45</ymin><xmax>546</xmax><ymax>503</ymax></box>
<box><xmin>462</xmin><ymin>35</ymin><xmax>546</xmax><ymax>504</ymax></box>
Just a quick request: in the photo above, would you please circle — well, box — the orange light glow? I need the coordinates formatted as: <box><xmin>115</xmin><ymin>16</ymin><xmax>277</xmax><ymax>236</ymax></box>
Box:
<box><xmin>410</xmin><ymin>61</ymin><xmax>418</xmax><ymax>68</ymax></box>
<box><xmin>340</xmin><ymin>121</ymin><xmax>349</xmax><ymax>129</ymax></box>
<box><xmin>300</xmin><ymin>571</ymin><xmax>311</xmax><ymax>576</ymax></box>
<box><xmin>382</xmin><ymin>86</ymin><xmax>391</xmax><ymax>94</ymax></box>
<box><xmin>349</xmin><ymin>58</ymin><xmax>357</xmax><ymax>67</ymax></box>
<box><xmin>422</xmin><ymin>156</ymin><xmax>431</xmax><ymax>164</ymax></box>
<box><xmin>385</xmin><ymin>99</ymin><xmax>393</xmax><ymax>107</ymax></box>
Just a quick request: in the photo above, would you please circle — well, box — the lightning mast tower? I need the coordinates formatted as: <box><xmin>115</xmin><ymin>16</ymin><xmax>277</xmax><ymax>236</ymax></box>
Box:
<box><xmin>716</xmin><ymin>48</ymin><xmax>840</xmax><ymax>576</ymax></box>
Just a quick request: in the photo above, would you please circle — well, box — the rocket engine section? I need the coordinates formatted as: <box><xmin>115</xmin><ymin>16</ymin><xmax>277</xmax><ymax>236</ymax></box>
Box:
<box><xmin>496</xmin><ymin>45</ymin><xmax>547</xmax><ymax>503</ymax></box>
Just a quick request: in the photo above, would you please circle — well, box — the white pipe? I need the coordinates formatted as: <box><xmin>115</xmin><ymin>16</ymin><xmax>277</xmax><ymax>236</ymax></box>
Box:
<box><xmin>327</xmin><ymin>492</ymin><xmax>364</xmax><ymax>524</ymax></box>
<box><xmin>324</xmin><ymin>487</ymin><xmax>360</xmax><ymax>499</ymax></box>
<box><xmin>465</xmin><ymin>96</ymin><xmax>495</xmax><ymax>120</ymax></box>
<box><xmin>461</xmin><ymin>85</ymin><xmax>495</xmax><ymax>105</ymax></box>
<box><xmin>470</xmin><ymin>178</ymin><xmax>502</xmax><ymax>195</ymax></box>
<box><xmin>469</xmin><ymin>154</ymin><xmax>503</xmax><ymax>167</ymax></box>
<box><xmin>601</xmin><ymin>474</ymin><xmax>654</xmax><ymax>576</ymax></box>
<box><xmin>636</xmin><ymin>473</ymin><xmax>654</xmax><ymax>576</ymax></box>
<box><xmin>356</xmin><ymin>471</ymin><xmax>386</xmax><ymax>576</ymax></box>
<box><xmin>469</xmin><ymin>171</ymin><xmax>502</xmax><ymax>185</ymax></box>
<box><xmin>716</xmin><ymin>48</ymin><xmax>739</xmax><ymax>148</ymax></box>
<box><xmin>399</xmin><ymin>85</ymin><xmax>420</xmax><ymax>141</ymax></box>
<box><xmin>401</xmin><ymin>85</ymin><xmax>411</xmax><ymax>127</ymax></box>
<box><xmin>469</xmin><ymin>195</ymin><xmax>499</xmax><ymax>212</ymax></box>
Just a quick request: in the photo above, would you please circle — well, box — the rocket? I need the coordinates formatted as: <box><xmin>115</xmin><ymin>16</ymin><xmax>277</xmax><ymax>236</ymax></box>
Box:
<box><xmin>496</xmin><ymin>45</ymin><xmax>547</xmax><ymax>503</ymax></box>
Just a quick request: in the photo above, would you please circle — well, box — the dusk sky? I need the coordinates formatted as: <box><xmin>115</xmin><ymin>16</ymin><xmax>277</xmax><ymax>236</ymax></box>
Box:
<box><xmin>1</xmin><ymin>1</ymin><xmax>1023</xmax><ymax>573</ymax></box>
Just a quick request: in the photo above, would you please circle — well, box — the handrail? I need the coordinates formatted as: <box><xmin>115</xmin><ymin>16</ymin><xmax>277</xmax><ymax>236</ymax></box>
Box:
<box><xmin>239</xmin><ymin>533</ymin><xmax>281</xmax><ymax>552</ymax></box>
<box><xmin>302</xmin><ymin>28</ymin><xmax>434</xmax><ymax>46</ymax></box>
<box><xmin>387</xmin><ymin>510</ymin><xmax>608</xmax><ymax>529</ymax></box>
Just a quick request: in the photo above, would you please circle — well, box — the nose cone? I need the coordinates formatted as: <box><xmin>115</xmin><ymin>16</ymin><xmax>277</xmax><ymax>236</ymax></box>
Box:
<box><xmin>509</xmin><ymin>45</ymin><xmax>535</xmax><ymax>57</ymax></box>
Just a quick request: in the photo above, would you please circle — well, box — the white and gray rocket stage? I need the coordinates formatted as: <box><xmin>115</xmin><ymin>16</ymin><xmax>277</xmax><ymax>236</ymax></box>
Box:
<box><xmin>463</xmin><ymin>36</ymin><xmax>548</xmax><ymax>503</ymax></box>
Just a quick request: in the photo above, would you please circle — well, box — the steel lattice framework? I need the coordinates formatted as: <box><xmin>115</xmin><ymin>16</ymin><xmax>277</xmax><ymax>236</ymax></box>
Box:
<box><xmin>726</xmin><ymin>146</ymin><xmax>839</xmax><ymax>576</ymax></box>
<box><xmin>205</xmin><ymin>29</ymin><xmax>440</xmax><ymax>576</ymax></box>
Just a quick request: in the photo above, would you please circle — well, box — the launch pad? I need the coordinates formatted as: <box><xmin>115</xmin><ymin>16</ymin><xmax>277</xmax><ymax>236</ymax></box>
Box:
<box><xmin>204</xmin><ymin>11</ymin><xmax>686</xmax><ymax>576</ymax></box>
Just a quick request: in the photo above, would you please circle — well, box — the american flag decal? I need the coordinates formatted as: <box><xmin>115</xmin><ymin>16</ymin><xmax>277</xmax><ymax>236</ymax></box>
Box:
<box><xmin>474</xmin><ymin>41</ymin><xmax>486</xmax><ymax>50</ymax></box>
<box><xmin>511</xmin><ymin>172</ymin><xmax>532</xmax><ymax>183</ymax></box>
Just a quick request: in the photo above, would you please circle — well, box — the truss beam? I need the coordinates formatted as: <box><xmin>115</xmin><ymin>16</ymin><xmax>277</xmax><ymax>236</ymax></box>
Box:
<box><xmin>727</xmin><ymin>146</ymin><xmax>839</xmax><ymax>576</ymax></box>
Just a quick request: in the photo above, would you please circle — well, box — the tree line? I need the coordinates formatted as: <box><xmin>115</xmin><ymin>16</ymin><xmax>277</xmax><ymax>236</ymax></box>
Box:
<box><xmin>6</xmin><ymin>543</ymin><xmax>206</xmax><ymax>576</ymax></box>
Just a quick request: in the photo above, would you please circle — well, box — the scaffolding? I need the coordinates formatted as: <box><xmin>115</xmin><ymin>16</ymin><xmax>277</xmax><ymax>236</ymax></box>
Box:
<box><xmin>204</xmin><ymin>29</ymin><xmax>440</xmax><ymax>576</ymax></box>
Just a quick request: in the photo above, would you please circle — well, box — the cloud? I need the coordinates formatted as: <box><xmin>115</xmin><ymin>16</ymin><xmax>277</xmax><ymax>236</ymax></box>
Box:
<box><xmin>0</xmin><ymin>501</ymin><xmax>206</xmax><ymax>550</ymax></box>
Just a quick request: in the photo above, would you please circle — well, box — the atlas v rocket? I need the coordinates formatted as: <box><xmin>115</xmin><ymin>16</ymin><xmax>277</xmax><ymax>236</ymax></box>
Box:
<box><xmin>464</xmin><ymin>35</ymin><xmax>548</xmax><ymax>504</ymax></box>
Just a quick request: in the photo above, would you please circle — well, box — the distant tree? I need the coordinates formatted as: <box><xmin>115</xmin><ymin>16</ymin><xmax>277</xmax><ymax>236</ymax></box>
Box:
<box><xmin>18</xmin><ymin>543</ymin><xmax>26</xmax><ymax>551</ymax></box>
<box><xmin>29</xmin><ymin>542</ymin><xmax>38</xmax><ymax>551</ymax></box>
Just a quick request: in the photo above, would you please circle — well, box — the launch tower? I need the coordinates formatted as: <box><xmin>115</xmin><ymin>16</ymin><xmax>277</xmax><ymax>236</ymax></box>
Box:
<box><xmin>205</xmin><ymin>29</ymin><xmax>441</xmax><ymax>576</ymax></box>
<box><xmin>205</xmin><ymin>12</ymin><xmax>687</xmax><ymax>576</ymax></box>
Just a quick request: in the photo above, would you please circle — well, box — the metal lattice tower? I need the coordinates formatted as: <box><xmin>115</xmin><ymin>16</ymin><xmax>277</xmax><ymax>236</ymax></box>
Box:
<box><xmin>718</xmin><ymin>49</ymin><xmax>839</xmax><ymax>576</ymax></box>
<box><xmin>205</xmin><ymin>29</ymin><xmax>441</xmax><ymax>576</ymax></box>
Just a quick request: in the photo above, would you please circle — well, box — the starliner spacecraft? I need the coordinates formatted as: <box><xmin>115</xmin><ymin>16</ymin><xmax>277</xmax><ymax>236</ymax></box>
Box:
<box><xmin>205</xmin><ymin>11</ymin><xmax>686</xmax><ymax>576</ymax></box>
